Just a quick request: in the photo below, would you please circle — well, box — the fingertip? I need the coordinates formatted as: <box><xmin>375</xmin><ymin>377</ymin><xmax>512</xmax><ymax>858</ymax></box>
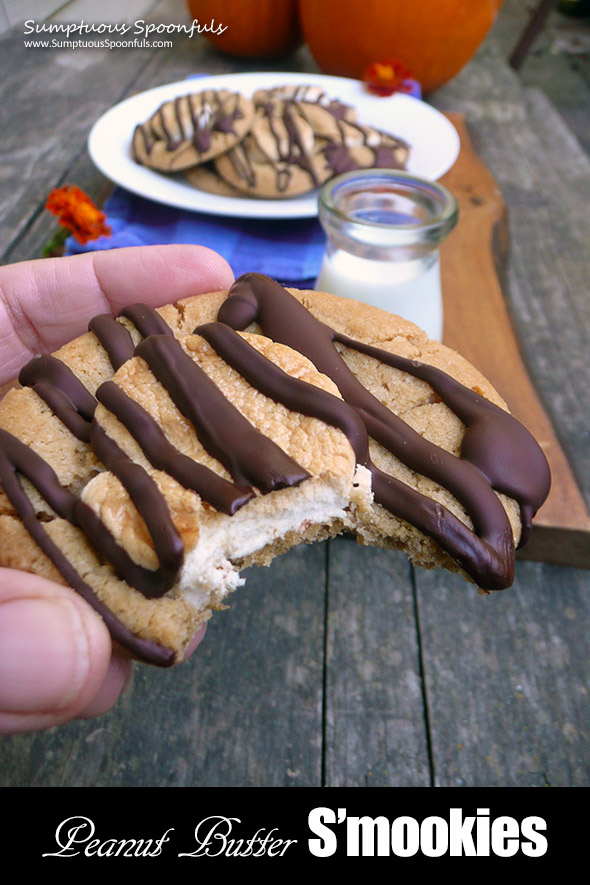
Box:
<box><xmin>78</xmin><ymin>654</ymin><xmax>133</xmax><ymax>720</ymax></box>
<box><xmin>182</xmin><ymin>622</ymin><xmax>208</xmax><ymax>662</ymax></box>
<box><xmin>0</xmin><ymin>571</ymin><xmax>113</xmax><ymax>734</ymax></box>
<box><xmin>91</xmin><ymin>244</ymin><xmax>235</xmax><ymax>314</ymax></box>
<box><xmin>174</xmin><ymin>244</ymin><xmax>235</xmax><ymax>292</ymax></box>
<box><xmin>0</xmin><ymin>245</ymin><xmax>236</xmax><ymax>382</ymax></box>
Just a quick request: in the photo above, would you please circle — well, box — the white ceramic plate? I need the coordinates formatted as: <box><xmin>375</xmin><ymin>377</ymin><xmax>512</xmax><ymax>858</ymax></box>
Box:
<box><xmin>88</xmin><ymin>72</ymin><xmax>460</xmax><ymax>219</ymax></box>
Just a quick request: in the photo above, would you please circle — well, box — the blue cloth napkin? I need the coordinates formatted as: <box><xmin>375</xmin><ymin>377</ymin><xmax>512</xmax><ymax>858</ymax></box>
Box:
<box><xmin>66</xmin><ymin>74</ymin><xmax>421</xmax><ymax>289</ymax></box>
<box><xmin>65</xmin><ymin>187</ymin><xmax>325</xmax><ymax>290</ymax></box>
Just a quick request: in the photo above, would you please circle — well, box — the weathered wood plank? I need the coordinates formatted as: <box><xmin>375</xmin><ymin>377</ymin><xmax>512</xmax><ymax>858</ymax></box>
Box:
<box><xmin>433</xmin><ymin>43</ymin><xmax>590</xmax><ymax>508</ymax></box>
<box><xmin>0</xmin><ymin>37</ymin><xmax>153</xmax><ymax>260</ymax></box>
<box><xmin>440</xmin><ymin>113</ymin><xmax>590</xmax><ymax>567</ymax></box>
<box><xmin>0</xmin><ymin>542</ymin><xmax>328</xmax><ymax>787</ymax></box>
<box><xmin>324</xmin><ymin>539</ymin><xmax>430</xmax><ymax>787</ymax></box>
<box><xmin>494</xmin><ymin>0</ymin><xmax>590</xmax><ymax>157</ymax></box>
<box><xmin>416</xmin><ymin>561</ymin><xmax>590</xmax><ymax>786</ymax></box>
<box><xmin>425</xmin><ymin>46</ymin><xmax>590</xmax><ymax>784</ymax></box>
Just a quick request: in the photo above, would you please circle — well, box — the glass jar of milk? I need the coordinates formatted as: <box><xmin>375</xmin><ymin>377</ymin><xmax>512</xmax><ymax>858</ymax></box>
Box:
<box><xmin>316</xmin><ymin>170</ymin><xmax>458</xmax><ymax>341</ymax></box>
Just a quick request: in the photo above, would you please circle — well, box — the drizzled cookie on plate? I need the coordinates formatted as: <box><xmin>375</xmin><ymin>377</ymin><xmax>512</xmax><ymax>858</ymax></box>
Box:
<box><xmin>131</xmin><ymin>88</ymin><xmax>255</xmax><ymax>172</ymax></box>
<box><xmin>131</xmin><ymin>83</ymin><xmax>411</xmax><ymax>199</ymax></box>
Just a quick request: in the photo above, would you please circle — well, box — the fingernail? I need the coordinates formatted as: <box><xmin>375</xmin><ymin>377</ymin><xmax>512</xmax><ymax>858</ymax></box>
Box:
<box><xmin>121</xmin><ymin>661</ymin><xmax>134</xmax><ymax>695</ymax></box>
<box><xmin>0</xmin><ymin>597</ymin><xmax>90</xmax><ymax>713</ymax></box>
<box><xmin>182</xmin><ymin>623</ymin><xmax>207</xmax><ymax>661</ymax></box>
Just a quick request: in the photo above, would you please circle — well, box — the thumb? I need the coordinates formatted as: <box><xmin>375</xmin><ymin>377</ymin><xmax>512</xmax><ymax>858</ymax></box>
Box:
<box><xmin>0</xmin><ymin>568</ymin><xmax>124</xmax><ymax>734</ymax></box>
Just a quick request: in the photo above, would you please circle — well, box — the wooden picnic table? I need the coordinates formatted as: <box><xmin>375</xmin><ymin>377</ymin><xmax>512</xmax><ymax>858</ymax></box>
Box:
<box><xmin>0</xmin><ymin>1</ymin><xmax>589</xmax><ymax>788</ymax></box>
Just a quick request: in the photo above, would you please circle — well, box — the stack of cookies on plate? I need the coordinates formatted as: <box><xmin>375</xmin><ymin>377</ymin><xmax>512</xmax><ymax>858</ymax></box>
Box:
<box><xmin>131</xmin><ymin>85</ymin><xmax>411</xmax><ymax>199</ymax></box>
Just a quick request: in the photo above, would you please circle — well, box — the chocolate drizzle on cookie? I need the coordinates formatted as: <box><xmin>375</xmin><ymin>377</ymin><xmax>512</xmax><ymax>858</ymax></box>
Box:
<box><xmin>219</xmin><ymin>100</ymin><xmax>321</xmax><ymax>195</ymax></box>
<box><xmin>0</xmin><ymin>303</ymin><xmax>312</xmax><ymax>663</ymax></box>
<box><xmin>88</xmin><ymin>315</ymin><xmax>135</xmax><ymax>371</ymax></box>
<box><xmin>267</xmin><ymin>86</ymin><xmax>410</xmax><ymax>175</ymax></box>
<box><xmin>181</xmin><ymin>91</ymin><xmax>243</xmax><ymax>155</ymax></box>
<box><xmin>271</xmin><ymin>101</ymin><xmax>320</xmax><ymax>189</ymax></box>
<box><xmin>19</xmin><ymin>354</ymin><xmax>96</xmax><ymax>442</ymax></box>
<box><xmin>259</xmin><ymin>87</ymin><xmax>410</xmax><ymax>182</ymax></box>
<box><xmin>132</xmin><ymin>91</ymin><xmax>245</xmax><ymax>165</ymax></box>
<box><xmin>217</xmin><ymin>273</ymin><xmax>551</xmax><ymax>590</ymax></box>
<box><xmin>134</xmin><ymin>335</ymin><xmax>310</xmax><ymax>495</ymax></box>
<box><xmin>95</xmin><ymin>380</ymin><xmax>254</xmax><ymax>517</ymax></box>
<box><xmin>0</xmin><ymin>275</ymin><xmax>552</xmax><ymax>664</ymax></box>
<box><xmin>321</xmin><ymin>127</ymin><xmax>409</xmax><ymax>176</ymax></box>
<box><xmin>0</xmin><ymin>427</ymin><xmax>177</xmax><ymax>666</ymax></box>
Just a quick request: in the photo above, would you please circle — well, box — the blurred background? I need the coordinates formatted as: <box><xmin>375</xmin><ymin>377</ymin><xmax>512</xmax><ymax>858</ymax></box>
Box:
<box><xmin>2</xmin><ymin>0</ymin><xmax>588</xmax><ymax>157</ymax></box>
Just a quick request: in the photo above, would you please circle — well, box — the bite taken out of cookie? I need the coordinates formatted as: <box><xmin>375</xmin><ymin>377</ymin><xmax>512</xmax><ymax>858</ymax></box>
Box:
<box><xmin>0</xmin><ymin>275</ymin><xmax>550</xmax><ymax>667</ymax></box>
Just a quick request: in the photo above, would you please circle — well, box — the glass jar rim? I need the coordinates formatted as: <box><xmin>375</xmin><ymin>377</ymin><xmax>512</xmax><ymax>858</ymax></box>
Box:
<box><xmin>318</xmin><ymin>169</ymin><xmax>458</xmax><ymax>242</ymax></box>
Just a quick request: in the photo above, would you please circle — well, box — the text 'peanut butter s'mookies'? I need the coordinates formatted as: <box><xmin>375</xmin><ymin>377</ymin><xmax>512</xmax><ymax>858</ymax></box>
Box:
<box><xmin>0</xmin><ymin>274</ymin><xmax>551</xmax><ymax>667</ymax></box>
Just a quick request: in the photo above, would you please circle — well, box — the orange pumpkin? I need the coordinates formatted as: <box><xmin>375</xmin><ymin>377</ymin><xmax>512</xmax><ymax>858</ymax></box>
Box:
<box><xmin>186</xmin><ymin>0</ymin><xmax>302</xmax><ymax>59</ymax></box>
<box><xmin>298</xmin><ymin>0</ymin><xmax>504</xmax><ymax>94</ymax></box>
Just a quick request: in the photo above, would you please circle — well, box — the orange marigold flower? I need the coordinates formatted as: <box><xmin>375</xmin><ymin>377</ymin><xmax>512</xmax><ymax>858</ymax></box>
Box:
<box><xmin>362</xmin><ymin>58</ymin><xmax>415</xmax><ymax>97</ymax></box>
<box><xmin>45</xmin><ymin>185</ymin><xmax>111</xmax><ymax>244</ymax></box>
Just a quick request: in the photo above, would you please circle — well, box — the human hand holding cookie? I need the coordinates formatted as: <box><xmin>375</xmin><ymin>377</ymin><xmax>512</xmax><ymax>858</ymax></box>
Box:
<box><xmin>0</xmin><ymin>244</ymin><xmax>234</xmax><ymax>734</ymax></box>
<box><xmin>0</xmin><ymin>246</ymin><xmax>550</xmax><ymax>735</ymax></box>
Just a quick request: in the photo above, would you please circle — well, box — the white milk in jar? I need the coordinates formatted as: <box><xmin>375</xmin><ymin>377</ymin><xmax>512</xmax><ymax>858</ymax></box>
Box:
<box><xmin>316</xmin><ymin>170</ymin><xmax>458</xmax><ymax>341</ymax></box>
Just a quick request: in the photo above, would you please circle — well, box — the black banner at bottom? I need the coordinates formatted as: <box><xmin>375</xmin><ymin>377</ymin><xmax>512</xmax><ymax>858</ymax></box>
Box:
<box><xmin>4</xmin><ymin>786</ymin><xmax>585</xmax><ymax>869</ymax></box>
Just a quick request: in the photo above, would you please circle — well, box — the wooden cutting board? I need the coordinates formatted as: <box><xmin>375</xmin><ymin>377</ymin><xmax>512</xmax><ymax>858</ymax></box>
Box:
<box><xmin>440</xmin><ymin>113</ymin><xmax>590</xmax><ymax>568</ymax></box>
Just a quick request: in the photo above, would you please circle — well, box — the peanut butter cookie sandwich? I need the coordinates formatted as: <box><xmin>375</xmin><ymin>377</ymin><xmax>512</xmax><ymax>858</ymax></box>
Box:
<box><xmin>0</xmin><ymin>275</ymin><xmax>550</xmax><ymax>666</ymax></box>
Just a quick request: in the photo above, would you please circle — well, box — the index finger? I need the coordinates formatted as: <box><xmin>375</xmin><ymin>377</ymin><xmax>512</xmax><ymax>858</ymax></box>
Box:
<box><xmin>0</xmin><ymin>245</ymin><xmax>234</xmax><ymax>385</ymax></box>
